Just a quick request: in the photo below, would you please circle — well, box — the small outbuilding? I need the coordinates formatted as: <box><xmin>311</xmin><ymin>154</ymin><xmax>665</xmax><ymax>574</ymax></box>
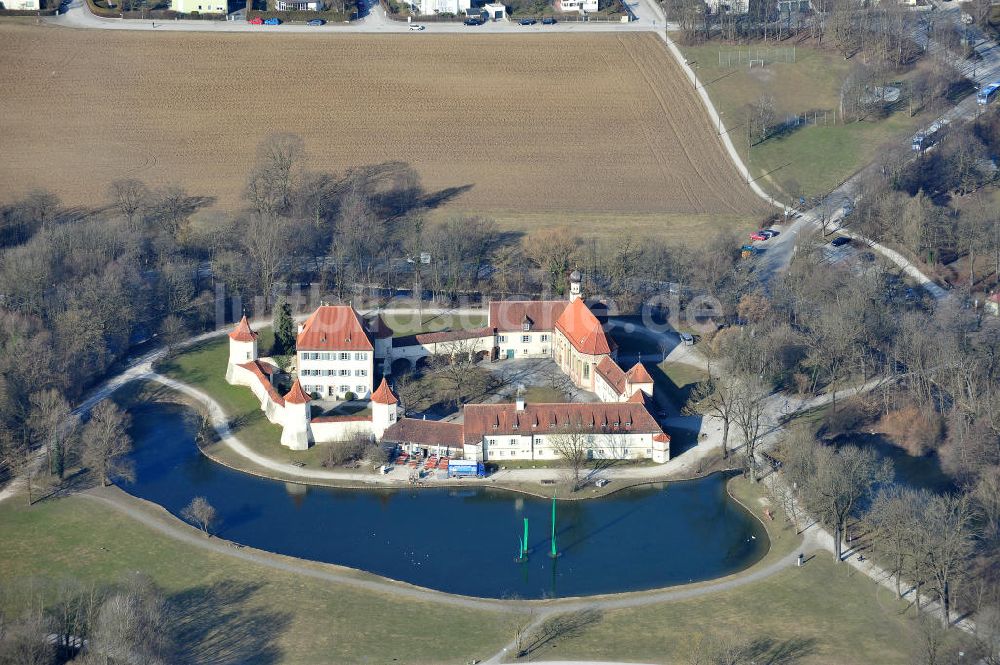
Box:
<box><xmin>483</xmin><ymin>1</ymin><xmax>506</xmax><ymax>19</ymax></box>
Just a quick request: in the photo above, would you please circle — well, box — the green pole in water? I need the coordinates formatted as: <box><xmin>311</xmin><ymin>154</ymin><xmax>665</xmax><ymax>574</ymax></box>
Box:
<box><xmin>523</xmin><ymin>517</ymin><xmax>529</xmax><ymax>557</ymax></box>
<box><xmin>550</xmin><ymin>494</ymin><xmax>558</xmax><ymax>558</ymax></box>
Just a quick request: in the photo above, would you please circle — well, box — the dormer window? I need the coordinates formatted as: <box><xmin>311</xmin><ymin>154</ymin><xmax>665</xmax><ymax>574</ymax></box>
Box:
<box><xmin>522</xmin><ymin>322</ymin><xmax>530</xmax><ymax>332</ymax></box>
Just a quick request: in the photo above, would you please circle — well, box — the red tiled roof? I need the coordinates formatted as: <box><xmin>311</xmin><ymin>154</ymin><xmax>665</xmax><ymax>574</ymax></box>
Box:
<box><xmin>284</xmin><ymin>379</ymin><xmax>312</xmax><ymax>404</ymax></box>
<box><xmin>462</xmin><ymin>402</ymin><xmax>662</xmax><ymax>445</ymax></box>
<box><xmin>413</xmin><ymin>327</ymin><xmax>492</xmax><ymax>345</ymax></box>
<box><xmin>371</xmin><ymin>378</ymin><xmax>398</xmax><ymax>405</ymax></box>
<box><xmin>595</xmin><ymin>357</ymin><xmax>627</xmax><ymax>395</ymax></box>
<box><xmin>237</xmin><ymin>360</ymin><xmax>283</xmax><ymax>406</ymax></box>
<box><xmin>554</xmin><ymin>298</ymin><xmax>612</xmax><ymax>356</ymax></box>
<box><xmin>625</xmin><ymin>362</ymin><xmax>653</xmax><ymax>384</ymax></box>
<box><xmin>653</xmin><ymin>433</ymin><xmax>671</xmax><ymax>443</ymax></box>
<box><xmin>989</xmin><ymin>293</ymin><xmax>1000</xmax><ymax>304</ymax></box>
<box><xmin>489</xmin><ymin>301</ymin><xmax>568</xmax><ymax>332</ymax></box>
<box><xmin>382</xmin><ymin>418</ymin><xmax>465</xmax><ymax>447</ymax></box>
<box><xmin>229</xmin><ymin>315</ymin><xmax>258</xmax><ymax>343</ymax></box>
<box><xmin>297</xmin><ymin>305</ymin><xmax>374</xmax><ymax>352</ymax></box>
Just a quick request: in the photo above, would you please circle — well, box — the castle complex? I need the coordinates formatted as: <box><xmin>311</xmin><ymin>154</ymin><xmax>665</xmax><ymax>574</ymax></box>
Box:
<box><xmin>225</xmin><ymin>272</ymin><xmax>670</xmax><ymax>463</ymax></box>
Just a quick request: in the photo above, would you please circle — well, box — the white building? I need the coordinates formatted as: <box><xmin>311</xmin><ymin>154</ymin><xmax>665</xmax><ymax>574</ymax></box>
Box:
<box><xmin>556</xmin><ymin>0</ymin><xmax>598</xmax><ymax>12</ymax></box>
<box><xmin>415</xmin><ymin>0</ymin><xmax>470</xmax><ymax>15</ymax></box>
<box><xmin>275</xmin><ymin>0</ymin><xmax>322</xmax><ymax>9</ymax></box>
<box><xmin>170</xmin><ymin>0</ymin><xmax>227</xmax><ymax>13</ymax></box>
<box><xmin>295</xmin><ymin>305</ymin><xmax>392</xmax><ymax>400</ymax></box>
<box><xmin>4</xmin><ymin>0</ymin><xmax>40</xmax><ymax>9</ymax></box>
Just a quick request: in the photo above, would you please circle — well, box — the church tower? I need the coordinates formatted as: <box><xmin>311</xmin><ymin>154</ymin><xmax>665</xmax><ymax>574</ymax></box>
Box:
<box><xmin>569</xmin><ymin>270</ymin><xmax>582</xmax><ymax>302</ymax></box>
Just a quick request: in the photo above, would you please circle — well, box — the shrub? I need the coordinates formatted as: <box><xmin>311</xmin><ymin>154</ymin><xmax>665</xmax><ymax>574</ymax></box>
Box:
<box><xmin>344</xmin><ymin>391</ymin><xmax>357</xmax><ymax>401</ymax></box>
<box><xmin>876</xmin><ymin>405</ymin><xmax>942</xmax><ymax>456</ymax></box>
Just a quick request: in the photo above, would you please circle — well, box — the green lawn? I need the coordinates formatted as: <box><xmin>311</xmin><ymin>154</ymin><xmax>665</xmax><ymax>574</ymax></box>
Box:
<box><xmin>0</xmin><ymin>495</ymin><xmax>512</xmax><ymax>665</ymax></box>
<box><xmin>678</xmin><ymin>42</ymin><xmax>922</xmax><ymax>200</ymax></box>
<box><xmin>382</xmin><ymin>311</ymin><xmax>488</xmax><ymax>337</ymax></box>
<box><xmin>157</xmin><ymin>333</ymin><xmax>283</xmax><ymax>455</ymax></box>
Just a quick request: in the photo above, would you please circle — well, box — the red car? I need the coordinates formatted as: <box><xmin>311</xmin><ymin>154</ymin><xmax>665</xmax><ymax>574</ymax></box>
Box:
<box><xmin>749</xmin><ymin>231</ymin><xmax>768</xmax><ymax>241</ymax></box>
<box><xmin>249</xmin><ymin>16</ymin><xmax>264</xmax><ymax>24</ymax></box>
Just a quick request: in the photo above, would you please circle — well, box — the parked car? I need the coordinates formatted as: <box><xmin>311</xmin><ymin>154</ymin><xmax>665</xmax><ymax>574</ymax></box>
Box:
<box><xmin>541</xmin><ymin>16</ymin><xmax>556</xmax><ymax>23</ymax></box>
<box><xmin>759</xmin><ymin>229</ymin><xmax>779</xmax><ymax>239</ymax></box>
<box><xmin>595</xmin><ymin>478</ymin><xmax>610</xmax><ymax>488</ymax></box>
<box><xmin>307</xmin><ymin>18</ymin><xmax>325</xmax><ymax>25</ymax></box>
<box><xmin>679</xmin><ymin>332</ymin><xmax>694</xmax><ymax>346</ymax></box>
<box><xmin>519</xmin><ymin>17</ymin><xmax>536</xmax><ymax>24</ymax></box>
<box><xmin>463</xmin><ymin>17</ymin><xmax>484</xmax><ymax>24</ymax></box>
<box><xmin>830</xmin><ymin>236</ymin><xmax>851</xmax><ymax>247</ymax></box>
<box><xmin>408</xmin><ymin>23</ymin><xmax>425</xmax><ymax>29</ymax></box>
<box><xmin>249</xmin><ymin>16</ymin><xmax>264</xmax><ymax>23</ymax></box>
<box><xmin>263</xmin><ymin>17</ymin><xmax>281</xmax><ymax>24</ymax></box>
<box><xmin>749</xmin><ymin>231</ymin><xmax>769</xmax><ymax>242</ymax></box>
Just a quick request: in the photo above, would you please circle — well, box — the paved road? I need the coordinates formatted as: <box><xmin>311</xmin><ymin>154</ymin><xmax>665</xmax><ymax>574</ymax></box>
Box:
<box><xmin>754</xmin><ymin>7</ymin><xmax>1000</xmax><ymax>297</ymax></box>
<box><xmin>50</xmin><ymin>0</ymin><xmax>666</xmax><ymax>33</ymax></box>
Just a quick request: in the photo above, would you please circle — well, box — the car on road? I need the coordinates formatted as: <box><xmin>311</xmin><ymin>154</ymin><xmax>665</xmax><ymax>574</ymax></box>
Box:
<box><xmin>519</xmin><ymin>17</ymin><xmax>536</xmax><ymax>24</ymax></box>
<box><xmin>307</xmin><ymin>18</ymin><xmax>325</xmax><ymax>25</ymax></box>
<box><xmin>249</xmin><ymin>16</ymin><xmax>264</xmax><ymax>23</ymax></box>
<box><xmin>749</xmin><ymin>231</ymin><xmax>769</xmax><ymax>241</ymax></box>
<box><xmin>464</xmin><ymin>17</ymin><xmax>484</xmax><ymax>24</ymax></box>
<box><xmin>542</xmin><ymin>16</ymin><xmax>556</xmax><ymax>23</ymax></box>
<box><xmin>830</xmin><ymin>236</ymin><xmax>851</xmax><ymax>247</ymax></box>
<box><xmin>263</xmin><ymin>17</ymin><xmax>281</xmax><ymax>24</ymax></box>
<box><xmin>408</xmin><ymin>23</ymin><xmax>425</xmax><ymax>29</ymax></box>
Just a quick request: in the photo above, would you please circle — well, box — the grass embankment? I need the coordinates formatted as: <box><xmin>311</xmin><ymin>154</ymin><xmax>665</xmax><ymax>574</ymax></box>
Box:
<box><xmin>678</xmin><ymin>42</ymin><xmax>922</xmax><ymax>201</ymax></box>
<box><xmin>514</xmin><ymin>476</ymin><xmax>915</xmax><ymax>664</ymax></box>
<box><xmin>0</xmin><ymin>494</ymin><xmax>511</xmax><ymax>665</ymax></box>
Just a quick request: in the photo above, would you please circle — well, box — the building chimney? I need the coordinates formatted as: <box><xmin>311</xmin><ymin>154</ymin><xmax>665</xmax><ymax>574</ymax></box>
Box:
<box><xmin>515</xmin><ymin>383</ymin><xmax>526</xmax><ymax>412</ymax></box>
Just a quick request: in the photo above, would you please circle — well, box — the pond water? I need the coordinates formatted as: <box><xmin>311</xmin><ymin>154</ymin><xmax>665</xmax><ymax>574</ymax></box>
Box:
<box><xmin>123</xmin><ymin>403</ymin><xmax>769</xmax><ymax>599</ymax></box>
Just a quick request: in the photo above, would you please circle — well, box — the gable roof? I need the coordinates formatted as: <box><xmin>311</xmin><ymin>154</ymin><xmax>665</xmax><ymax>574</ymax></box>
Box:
<box><xmin>489</xmin><ymin>300</ymin><xmax>568</xmax><ymax>332</ymax></box>
<box><xmin>462</xmin><ymin>402</ymin><xmax>662</xmax><ymax>445</ymax></box>
<box><xmin>284</xmin><ymin>379</ymin><xmax>312</xmax><ymax>404</ymax></box>
<box><xmin>393</xmin><ymin>327</ymin><xmax>493</xmax><ymax>349</ymax></box>
<box><xmin>371</xmin><ymin>378</ymin><xmax>398</xmax><ymax>405</ymax></box>
<box><xmin>237</xmin><ymin>360</ymin><xmax>283</xmax><ymax>406</ymax></box>
<box><xmin>625</xmin><ymin>362</ymin><xmax>653</xmax><ymax>385</ymax></box>
<box><xmin>382</xmin><ymin>418</ymin><xmax>465</xmax><ymax>447</ymax></box>
<box><xmin>554</xmin><ymin>298</ymin><xmax>612</xmax><ymax>356</ymax></box>
<box><xmin>229</xmin><ymin>315</ymin><xmax>258</xmax><ymax>343</ymax></box>
<box><xmin>297</xmin><ymin>305</ymin><xmax>374</xmax><ymax>352</ymax></box>
<box><xmin>595</xmin><ymin>357</ymin><xmax>627</xmax><ymax>395</ymax></box>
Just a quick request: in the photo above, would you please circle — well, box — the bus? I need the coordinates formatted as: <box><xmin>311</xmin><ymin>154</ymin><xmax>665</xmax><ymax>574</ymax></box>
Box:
<box><xmin>978</xmin><ymin>81</ymin><xmax>1000</xmax><ymax>106</ymax></box>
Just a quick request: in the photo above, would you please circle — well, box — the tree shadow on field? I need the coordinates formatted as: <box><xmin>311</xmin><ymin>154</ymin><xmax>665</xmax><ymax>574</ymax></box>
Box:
<box><xmin>344</xmin><ymin>161</ymin><xmax>473</xmax><ymax>220</ymax></box>
<box><xmin>170</xmin><ymin>579</ymin><xmax>291</xmax><ymax>665</ymax></box>
<box><xmin>518</xmin><ymin>608</ymin><xmax>603</xmax><ymax>659</ymax></box>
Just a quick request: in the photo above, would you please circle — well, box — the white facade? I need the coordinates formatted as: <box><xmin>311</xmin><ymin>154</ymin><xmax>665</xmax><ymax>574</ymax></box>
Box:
<box><xmin>170</xmin><ymin>0</ymin><xmax>226</xmax><ymax>12</ymax></box>
<box><xmin>416</xmin><ymin>0</ymin><xmax>470</xmax><ymax>15</ymax></box>
<box><xmin>557</xmin><ymin>0</ymin><xmax>598</xmax><ymax>12</ymax></box>
<box><xmin>4</xmin><ymin>0</ymin><xmax>40</xmax><ymax>9</ymax></box>
<box><xmin>496</xmin><ymin>329</ymin><xmax>552</xmax><ymax>360</ymax></box>
<box><xmin>480</xmin><ymin>431</ymin><xmax>664</xmax><ymax>463</ymax></box>
<box><xmin>297</xmin><ymin>350</ymin><xmax>373</xmax><ymax>399</ymax></box>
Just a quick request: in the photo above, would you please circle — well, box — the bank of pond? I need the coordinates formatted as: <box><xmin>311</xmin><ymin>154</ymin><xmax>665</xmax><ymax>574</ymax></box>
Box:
<box><xmin>124</xmin><ymin>402</ymin><xmax>770</xmax><ymax>599</ymax></box>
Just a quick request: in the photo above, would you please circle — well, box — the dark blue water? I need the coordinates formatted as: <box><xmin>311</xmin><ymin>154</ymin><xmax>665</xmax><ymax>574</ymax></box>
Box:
<box><xmin>124</xmin><ymin>403</ymin><xmax>768</xmax><ymax>598</ymax></box>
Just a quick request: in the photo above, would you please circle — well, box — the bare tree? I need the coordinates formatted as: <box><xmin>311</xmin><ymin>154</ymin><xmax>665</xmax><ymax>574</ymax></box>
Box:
<box><xmin>689</xmin><ymin>629</ymin><xmax>764</xmax><ymax>665</ymax></box>
<box><xmin>524</xmin><ymin>227</ymin><xmax>580</xmax><ymax>295</ymax></box>
<box><xmin>82</xmin><ymin>400</ymin><xmax>133</xmax><ymax>487</ymax></box>
<box><xmin>731</xmin><ymin>374</ymin><xmax>770</xmax><ymax>481</ymax></box>
<box><xmin>108</xmin><ymin>179</ymin><xmax>149</xmax><ymax>233</ymax></box>
<box><xmin>181</xmin><ymin>496</ymin><xmax>218</xmax><ymax>535</ymax></box>
<box><xmin>865</xmin><ymin>485</ymin><xmax>922</xmax><ymax>598</ymax></box>
<box><xmin>28</xmin><ymin>388</ymin><xmax>76</xmax><ymax>480</ymax></box>
<box><xmin>786</xmin><ymin>441</ymin><xmax>892</xmax><ymax>562</ymax></box>
<box><xmin>254</xmin><ymin>133</ymin><xmax>305</xmax><ymax>213</ymax></box>
<box><xmin>89</xmin><ymin>574</ymin><xmax>176</xmax><ymax>665</ymax></box>
<box><xmin>920</xmin><ymin>493</ymin><xmax>979</xmax><ymax>627</ymax></box>
<box><xmin>687</xmin><ymin>373</ymin><xmax>738</xmax><ymax>460</ymax></box>
<box><xmin>548</xmin><ymin>426</ymin><xmax>590</xmax><ymax>492</ymax></box>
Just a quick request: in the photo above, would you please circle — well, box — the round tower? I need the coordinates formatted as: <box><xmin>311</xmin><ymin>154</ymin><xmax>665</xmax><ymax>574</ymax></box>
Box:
<box><xmin>370</xmin><ymin>377</ymin><xmax>400</xmax><ymax>439</ymax></box>
<box><xmin>281</xmin><ymin>380</ymin><xmax>312</xmax><ymax>451</ymax></box>
<box><xmin>225</xmin><ymin>315</ymin><xmax>259</xmax><ymax>384</ymax></box>
<box><xmin>569</xmin><ymin>270</ymin><xmax>582</xmax><ymax>302</ymax></box>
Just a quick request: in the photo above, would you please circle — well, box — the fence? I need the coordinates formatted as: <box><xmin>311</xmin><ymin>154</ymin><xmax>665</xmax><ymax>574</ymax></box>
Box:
<box><xmin>779</xmin><ymin>109</ymin><xmax>839</xmax><ymax>129</ymax></box>
<box><xmin>718</xmin><ymin>46</ymin><xmax>796</xmax><ymax>68</ymax></box>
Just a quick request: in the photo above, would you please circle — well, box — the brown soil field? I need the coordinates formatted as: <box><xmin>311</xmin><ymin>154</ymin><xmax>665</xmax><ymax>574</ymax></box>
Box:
<box><xmin>0</xmin><ymin>24</ymin><xmax>763</xmax><ymax>223</ymax></box>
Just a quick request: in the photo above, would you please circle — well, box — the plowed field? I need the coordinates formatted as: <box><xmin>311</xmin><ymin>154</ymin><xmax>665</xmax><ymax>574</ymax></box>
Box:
<box><xmin>0</xmin><ymin>24</ymin><xmax>762</xmax><ymax>219</ymax></box>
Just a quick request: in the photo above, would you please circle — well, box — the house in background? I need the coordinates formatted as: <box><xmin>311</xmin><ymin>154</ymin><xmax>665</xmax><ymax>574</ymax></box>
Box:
<box><xmin>414</xmin><ymin>0</ymin><xmax>470</xmax><ymax>15</ymax></box>
<box><xmin>275</xmin><ymin>0</ymin><xmax>322</xmax><ymax>10</ymax></box>
<box><xmin>3</xmin><ymin>0</ymin><xmax>41</xmax><ymax>9</ymax></box>
<box><xmin>557</xmin><ymin>0</ymin><xmax>598</xmax><ymax>12</ymax></box>
<box><xmin>170</xmin><ymin>0</ymin><xmax>227</xmax><ymax>12</ymax></box>
<box><xmin>986</xmin><ymin>293</ymin><xmax>1000</xmax><ymax>317</ymax></box>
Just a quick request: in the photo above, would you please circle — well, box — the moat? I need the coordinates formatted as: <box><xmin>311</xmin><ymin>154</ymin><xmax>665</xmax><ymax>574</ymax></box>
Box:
<box><xmin>123</xmin><ymin>403</ymin><xmax>769</xmax><ymax>599</ymax></box>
